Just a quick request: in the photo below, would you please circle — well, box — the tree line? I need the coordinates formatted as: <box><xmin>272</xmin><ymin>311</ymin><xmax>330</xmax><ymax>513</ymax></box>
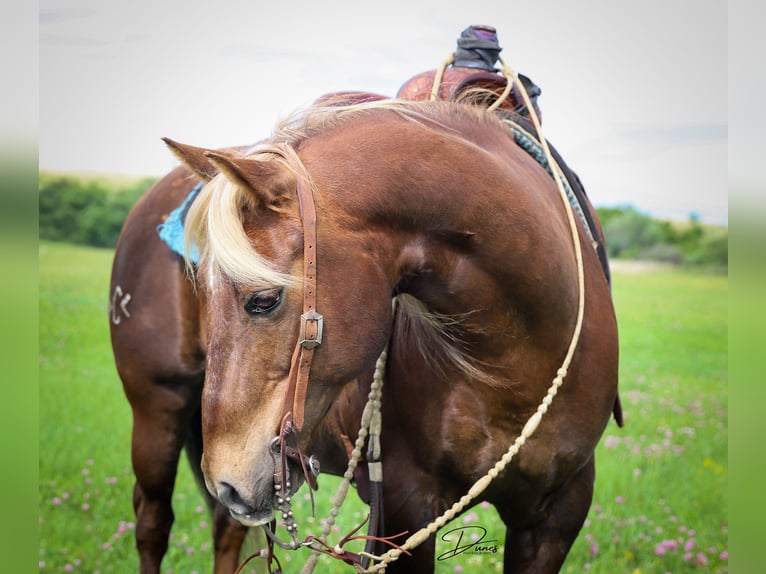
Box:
<box><xmin>38</xmin><ymin>174</ymin><xmax>727</xmax><ymax>270</ymax></box>
<box><xmin>39</xmin><ymin>174</ymin><xmax>157</xmax><ymax>248</ymax></box>
<box><xmin>596</xmin><ymin>206</ymin><xmax>727</xmax><ymax>269</ymax></box>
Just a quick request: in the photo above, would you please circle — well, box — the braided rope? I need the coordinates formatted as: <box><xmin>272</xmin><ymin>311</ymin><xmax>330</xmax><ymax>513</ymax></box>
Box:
<box><xmin>486</xmin><ymin>57</ymin><xmax>513</xmax><ymax>112</ymax></box>
<box><xmin>430</xmin><ymin>52</ymin><xmax>455</xmax><ymax>101</ymax></box>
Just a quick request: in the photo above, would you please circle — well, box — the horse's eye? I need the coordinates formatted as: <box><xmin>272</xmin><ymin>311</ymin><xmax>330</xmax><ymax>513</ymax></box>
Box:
<box><xmin>244</xmin><ymin>289</ymin><xmax>283</xmax><ymax>316</ymax></box>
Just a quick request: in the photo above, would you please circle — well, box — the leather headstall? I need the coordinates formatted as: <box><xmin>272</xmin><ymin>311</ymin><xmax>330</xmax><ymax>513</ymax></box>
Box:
<box><xmin>279</xmin><ymin>172</ymin><xmax>322</xmax><ymax>434</ymax></box>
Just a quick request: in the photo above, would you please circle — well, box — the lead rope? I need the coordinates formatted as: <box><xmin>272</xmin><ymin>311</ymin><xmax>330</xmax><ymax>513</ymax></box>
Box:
<box><xmin>355</xmin><ymin>61</ymin><xmax>587</xmax><ymax>573</ymax></box>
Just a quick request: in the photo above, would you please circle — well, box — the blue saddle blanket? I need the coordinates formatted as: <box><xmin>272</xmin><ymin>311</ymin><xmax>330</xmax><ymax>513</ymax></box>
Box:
<box><xmin>157</xmin><ymin>182</ymin><xmax>202</xmax><ymax>263</ymax></box>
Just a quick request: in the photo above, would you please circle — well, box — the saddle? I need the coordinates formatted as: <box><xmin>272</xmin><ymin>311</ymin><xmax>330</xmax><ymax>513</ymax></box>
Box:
<box><xmin>318</xmin><ymin>25</ymin><xmax>542</xmax><ymax>120</ymax></box>
<box><xmin>397</xmin><ymin>67</ymin><xmax>542</xmax><ymax>120</ymax></box>
<box><xmin>397</xmin><ymin>24</ymin><xmax>541</xmax><ymax>120</ymax></box>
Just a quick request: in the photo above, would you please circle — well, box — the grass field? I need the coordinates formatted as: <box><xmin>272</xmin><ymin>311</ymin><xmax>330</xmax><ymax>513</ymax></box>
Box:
<box><xmin>39</xmin><ymin>242</ymin><xmax>727</xmax><ymax>573</ymax></box>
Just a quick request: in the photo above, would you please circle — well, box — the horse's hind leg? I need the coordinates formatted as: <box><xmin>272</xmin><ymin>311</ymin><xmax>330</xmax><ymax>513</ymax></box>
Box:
<box><xmin>498</xmin><ymin>457</ymin><xmax>595</xmax><ymax>573</ymax></box>
<box><xmin>128</xmin><ymin>381</ymin><xmax>201</xmax><ymax>574</ymax></box>
<box><xmin>184</xmin><ymin>406</ymin><xmax>249</xmax><ymax>573</ymax></box>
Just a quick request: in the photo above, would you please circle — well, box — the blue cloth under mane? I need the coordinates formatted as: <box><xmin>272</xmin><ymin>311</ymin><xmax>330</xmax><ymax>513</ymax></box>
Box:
<box><xmin>157</xmin><ymin>182</ymin><xmax>202</xmax><ymax>263</ymax></box>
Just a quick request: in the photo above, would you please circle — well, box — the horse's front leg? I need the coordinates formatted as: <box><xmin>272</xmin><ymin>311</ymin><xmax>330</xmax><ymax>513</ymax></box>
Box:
<box><xmin>210</xmin><ymin>504</ymin><xmax>249</xmax><ymax>573</ymax></box>
<box><xmin>498</xmin><ymin>456</ymin><xmax>595</xmax><ymax>573</ymax></box>
<box><xmin>129</xmin><ymin>389</ymin><xmax>197</xmax><ymax>574</ymax></box>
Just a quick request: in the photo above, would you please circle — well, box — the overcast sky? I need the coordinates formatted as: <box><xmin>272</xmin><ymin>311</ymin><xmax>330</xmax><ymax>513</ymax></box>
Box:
<box><xmin>39</xmin><ymin>0</ymin><xmax>727</xmax><ymax>224</ymax></box>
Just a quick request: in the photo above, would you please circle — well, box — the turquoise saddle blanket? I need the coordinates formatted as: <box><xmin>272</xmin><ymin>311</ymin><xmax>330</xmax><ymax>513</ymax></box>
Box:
<box><xmin>156</xmin><ymin>182</ymin><xmax>201</xmax><ymax>264</ymax></box>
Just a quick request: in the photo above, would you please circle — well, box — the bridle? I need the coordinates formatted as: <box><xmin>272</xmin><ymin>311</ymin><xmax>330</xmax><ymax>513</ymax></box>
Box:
<box><xmin>247</xmin><ymin>154</ymin><xmax>395</xmax><ymax>571</ymax></box>
<box><xmin>264</xmin><ymin>167</ymin><xmax>325</xmax><ymax>550</ymax></box>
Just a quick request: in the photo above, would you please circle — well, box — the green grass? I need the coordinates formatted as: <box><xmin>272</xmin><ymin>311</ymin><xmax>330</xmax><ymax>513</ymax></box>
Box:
<box><xmin>561</xmin><ymin>269</ymin><xmax>728</xmax><ymax>573</ymax></box>
<box><xmin>39</xmin><ymin>243</ymin><xmax>727</xmax><ymax>573</ymax></box>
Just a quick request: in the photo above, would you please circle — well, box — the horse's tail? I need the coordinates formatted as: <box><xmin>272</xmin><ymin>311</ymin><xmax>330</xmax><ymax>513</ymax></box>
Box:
<box><xmin>393</xmin><ymin>294</ymin><xmax>496</xmax><ymax>387</ymax></box>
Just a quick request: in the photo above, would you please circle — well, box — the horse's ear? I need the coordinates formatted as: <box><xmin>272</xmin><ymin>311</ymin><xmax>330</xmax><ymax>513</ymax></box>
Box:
<box><xmin>162</xmin><ymin>137</ymin><xmax>221</xmax><ymax>182</ymax></box>
<box><xmin>203</xmin><ymin>152</ymin><xmax>296</xmax><ymax>210</ymax></box>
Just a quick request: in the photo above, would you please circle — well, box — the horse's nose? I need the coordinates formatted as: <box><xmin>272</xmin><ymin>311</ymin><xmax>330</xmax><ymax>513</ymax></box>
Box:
<box><xmin>217</xmin><ymin>482</ymin><xmax>257</xmax><ymax>516</ymax></box>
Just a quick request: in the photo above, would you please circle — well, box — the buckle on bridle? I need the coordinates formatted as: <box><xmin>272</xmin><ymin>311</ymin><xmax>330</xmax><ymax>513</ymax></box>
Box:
<box><xmin>299</xmin><ymin>310</ymin><xmax>324</xmax><ymax>349</ymax></box>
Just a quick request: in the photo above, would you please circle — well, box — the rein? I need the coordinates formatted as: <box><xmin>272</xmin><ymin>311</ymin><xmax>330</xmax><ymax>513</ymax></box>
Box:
<box><xmin>353</xmin><ymin>60</ymin><xmax>588</xmax><ymax>574</ymax></box>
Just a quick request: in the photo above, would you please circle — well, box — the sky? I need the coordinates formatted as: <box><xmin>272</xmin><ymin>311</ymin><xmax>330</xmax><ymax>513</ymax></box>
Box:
<box><xmin>39</xmin><ymin>0</ymin><xmax>728</xmax><ymax>224</ymax></box>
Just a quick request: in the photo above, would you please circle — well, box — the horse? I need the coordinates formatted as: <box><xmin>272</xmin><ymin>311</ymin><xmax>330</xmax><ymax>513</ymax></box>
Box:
<box><xmin>159</xmin><ymin>97</ymin><xmax>620</xmax><ymax>573</ymax></box>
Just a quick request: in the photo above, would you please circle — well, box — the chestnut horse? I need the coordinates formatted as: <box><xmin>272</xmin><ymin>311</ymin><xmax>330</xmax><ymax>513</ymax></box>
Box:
<box><xmin>155</xmin><ymin>99</ymin><xmax>619</xmax><ymax>573</ymax></box>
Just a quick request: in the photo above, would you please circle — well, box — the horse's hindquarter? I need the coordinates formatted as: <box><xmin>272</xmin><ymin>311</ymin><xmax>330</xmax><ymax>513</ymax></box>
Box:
<box><xmin>383</xmin><ymin>240</ymin><xmax>618</xmax><ymax>526</ymax></box>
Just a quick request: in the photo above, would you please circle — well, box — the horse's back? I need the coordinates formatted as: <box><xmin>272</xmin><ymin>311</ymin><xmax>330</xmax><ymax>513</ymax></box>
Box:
<box><xmin>109</xmin><ymin>166</ymin><xmax>204</xmax><ymax>398</ymax></box>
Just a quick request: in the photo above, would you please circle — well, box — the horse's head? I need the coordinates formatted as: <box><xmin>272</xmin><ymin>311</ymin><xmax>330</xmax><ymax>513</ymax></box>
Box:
<box><xmin>169</xmin><ymin>138</ymin><xmax>394</xmax><ymax>526</ymax></box>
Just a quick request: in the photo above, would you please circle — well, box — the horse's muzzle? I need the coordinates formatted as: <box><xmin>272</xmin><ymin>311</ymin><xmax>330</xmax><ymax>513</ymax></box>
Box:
<box><xmin>216</xmin><ymin>481</ymin><xmax>275</xmax><ymax>527</ymax></box>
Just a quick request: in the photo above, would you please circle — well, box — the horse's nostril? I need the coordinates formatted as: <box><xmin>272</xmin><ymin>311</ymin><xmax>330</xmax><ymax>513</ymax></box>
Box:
<box><xmin>217</xmin><ymin>482</ymin><xmax>256</xmax><ymax>515</ymax></box>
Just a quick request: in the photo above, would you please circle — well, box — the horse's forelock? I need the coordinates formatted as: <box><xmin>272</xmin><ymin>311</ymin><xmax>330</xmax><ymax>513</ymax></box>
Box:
<box><xmin>184</xmin><ymin>168</ymin><xmax>298</xmax><ymax>289</ymax></box>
